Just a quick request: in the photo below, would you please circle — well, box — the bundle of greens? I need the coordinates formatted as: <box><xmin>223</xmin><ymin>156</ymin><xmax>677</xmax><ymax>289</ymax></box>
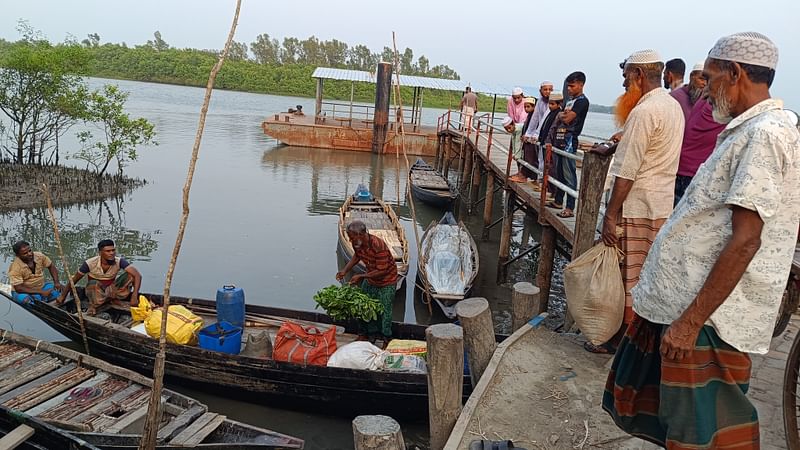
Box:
<box><xmin>313</xmin><ymin>285</ymin><xmax>383</xmax><ymax>322</ymax></box>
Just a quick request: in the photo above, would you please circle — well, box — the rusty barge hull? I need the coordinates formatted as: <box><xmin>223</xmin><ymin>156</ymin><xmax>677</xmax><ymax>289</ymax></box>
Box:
<box><xmin>262</xmin><ymin>113</ymin><xmax>437</xmax><ymax>156</ymax></box>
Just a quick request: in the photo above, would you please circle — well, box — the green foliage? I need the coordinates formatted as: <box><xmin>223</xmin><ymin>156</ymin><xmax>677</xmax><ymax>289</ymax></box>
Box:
<box><xmin>313</xmin><ymin>284</ymin><xmax>383</xmax><ymax>322</ymax></box>
<box><xmin>0</xmin><ymin>21</ymin><xmax>91</xmax><ymax>164</ymax></box>
<box><xmin>74</xmin><ymin>84</ymin><xmax>157</xmax><ymax>177</ymax></box>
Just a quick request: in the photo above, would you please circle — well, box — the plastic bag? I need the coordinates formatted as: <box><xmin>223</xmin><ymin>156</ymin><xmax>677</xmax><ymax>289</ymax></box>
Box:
<box><xmin>383</xmin><ymin>354</ymin><xmax>427</xmax><ymax>374</ymax></box>
<box><xmin>422</xmin><ymin>224</ymin><xmax>474</xmax><ymax>295</ymax></box>
<box><xmin>564</xmin><ymin>243</ymin><xmax>625</xmax><ymax>345</ymax></box>
<box><xmin>145</xmin><ymin>305</ymin><xmax>204</xmax><ymax>345</ymax></box>
<box><xmin>130</xmin><ymin>295</ymin><xmax>152</xmax><ymax>322</ymax></box>
<box><xmin>385</xmin><ymin>339</ymin><xmax>427</xmax><ymax>357</ymax></box>
<box><xmin>327</xmin><ymin>341</ymin><xmax>388</xmax><ymax>370</ymax></box>
<box><xmin>273</xmin><ymin>321</ymin><xmax>337</xmax><ymax>366</ymax></box>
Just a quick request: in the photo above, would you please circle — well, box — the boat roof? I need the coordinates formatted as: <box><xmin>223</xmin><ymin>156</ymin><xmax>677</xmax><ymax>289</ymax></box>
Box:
<box><xmin>312</xmin><ymin>67</ymin><xmax>536</xmax><ymax>97</ymax></box>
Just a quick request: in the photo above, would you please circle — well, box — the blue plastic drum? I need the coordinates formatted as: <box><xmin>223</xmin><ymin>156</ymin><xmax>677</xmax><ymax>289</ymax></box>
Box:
<box><xmin>216</xmin><ymin>285</ymin><xmax>245</xmax><ymax>330</ymax></box>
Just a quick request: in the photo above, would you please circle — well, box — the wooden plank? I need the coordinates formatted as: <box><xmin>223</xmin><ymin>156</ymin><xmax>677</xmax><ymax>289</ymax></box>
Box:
<box><xmin>0</xmin><ymin>363</ymin><xmax>76</xmax><ymax>404</ymax></box>
<box><xmin>5</xmin><ymin>367</ymin><xmax>94</xmax><ymax>412</ymax></box>
<box><xmin>157</xmin><ymin>404</ymin><xmax>206</xmax><ymax>442</ymax></box>
<box><xmin>169</xmin><ymin>412</ymin><xmax>225</xmax><ymax>446</ymax></box>
<box><xmin>0</xmin><ymin>424</ymin><xmax>35</xmax><ymax>448</ymax></box>
<box><xmin>23</xmin><ymin>373</ymin><xmax>109</xmax><ymax>416</ymax></box>
<box><xmin>0</xmin><ymin>355</ymin><xmax>60</xmax><ymax>395</ymax></box>
<box><xmin>71</xmin><ymin>384</ymin><xmax>141</xmax><ymax>424</ymax></box>
<box><xmin>103</xmin><ymin>396</ymin><xmax>163</xmax><ymax>434</ymax></box>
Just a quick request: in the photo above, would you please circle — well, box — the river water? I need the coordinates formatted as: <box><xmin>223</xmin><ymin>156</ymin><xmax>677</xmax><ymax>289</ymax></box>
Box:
<box><xmin>0</xmin><ymin>78</ymin><xmax>616</xmax><ymax>449</ymax></box>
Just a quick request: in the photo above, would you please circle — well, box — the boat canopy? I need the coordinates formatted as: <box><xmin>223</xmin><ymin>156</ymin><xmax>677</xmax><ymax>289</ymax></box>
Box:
<box><xmin>312</xmin><ymin>67</ymin><xmax>535</xmax><ymax>97</ymax></box>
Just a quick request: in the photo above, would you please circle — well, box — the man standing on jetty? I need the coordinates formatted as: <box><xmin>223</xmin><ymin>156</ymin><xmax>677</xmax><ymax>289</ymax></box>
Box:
<box><xmin>506</xmin><ymin>87</ymin><xmax>527</xmax><ymax>124</ymax></box>
<box><xmin>336</xmin><ymin>220</ymin><xmax>398</xmax><ymax>347</ymax></box>
<box><xmin>604</xmin><ymin>32</ymin><xmax>800</xmax><ymax>449</ymax></box>
<box><xmin>57</xmin><ymin>239</ymin><xmax>142</xmax><ymax>315</ymax></box>
<box><xmin>460</xmin><ymin>86</ymin><xmax>478</xmax><ymax>131</ymax></box>
<box><xmin>7</xmin><ymin>241</ymin><xmax>63</xmax><ymax>304</ymax></box>
<box><xmin>588</xmin><ymin>50</ymin><xmax>684</xmax><ymax>353</ymax></box>
<box><xmin>663</xmin><ymin>58</ymin><xmax>685</xmax><ymax>92</ymax></box>
<box><xmin>521</xmin><ymin>81</ymin><xmax>554</xmax><ymax>188</ymax></box>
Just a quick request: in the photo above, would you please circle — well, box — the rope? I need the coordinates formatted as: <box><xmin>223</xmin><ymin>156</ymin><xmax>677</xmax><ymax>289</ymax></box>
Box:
<box><xmin>41</xmin><ymin>183</ymin><xmax>90</xmax><ymax>356</ymax></box>
<box><xmin>390</xmin><ymin>32</ymin><xmax>432</xmax><ymax>314</ymax></box>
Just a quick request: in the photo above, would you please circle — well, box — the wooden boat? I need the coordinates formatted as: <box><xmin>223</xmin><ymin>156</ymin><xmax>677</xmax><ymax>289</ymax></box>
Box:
<box><xmin>0</xmin><ymin>287</ymin><xmax>482</xmax><ymax>421</ymax></box>
<box><xmin>408</xmin><ymin>158</ymin><xmax>457</xmax><ymax>209</ymax></box>
<box><xmin>0</xmin><ymin>328</ymin><xmax>303</xmax><ymax>449</ymax></box>
<box><xmin>337</xmin><ymin>187</ymin><xmax>410</xmax><ymax>290</ymax></box>
<box><xmin>0</xmin><ymin>404</ymin><xmax>100</xmax><ymax>449</ymax></box>
<box><xmin>417</xmin><ymin>212</ymin><xmax>480</xmax><ymax>319</ymax></box>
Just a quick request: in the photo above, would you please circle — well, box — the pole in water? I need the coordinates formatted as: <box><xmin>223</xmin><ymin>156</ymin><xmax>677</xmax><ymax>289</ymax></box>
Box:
<box><xmin>372</xmin><ymin>62</ymin><xmax>392</xmax><ymax>154</ymax></box>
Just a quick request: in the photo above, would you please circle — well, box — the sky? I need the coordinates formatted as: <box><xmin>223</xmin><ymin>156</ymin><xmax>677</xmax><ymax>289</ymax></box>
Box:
<box><xmin>2</xmin><ymin>0</ymin><xmax>798</xmax><ymax>107</ymax></box>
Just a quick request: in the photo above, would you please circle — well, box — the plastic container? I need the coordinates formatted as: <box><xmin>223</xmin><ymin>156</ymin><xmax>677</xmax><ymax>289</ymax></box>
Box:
<box><xmin>354</xmin><ymin>184</ymin><xmax>372</xmax><ymax>202</ymax></box>
<box><xmin>198</xmin><ymin>321</ymin><xmax>242</xmax><ymax>354</ymax></box>
<box><xmin>216</xmin><ymin>285</ymin><xmax>245</xmax><ymax>329</ymax></box>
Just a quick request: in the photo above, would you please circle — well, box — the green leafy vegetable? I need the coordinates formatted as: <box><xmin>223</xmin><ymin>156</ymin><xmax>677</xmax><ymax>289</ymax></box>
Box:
<box><xmin>313</xmin><ymin>285</ymin><xmax>383</xmax><ymax>322</ymax></box>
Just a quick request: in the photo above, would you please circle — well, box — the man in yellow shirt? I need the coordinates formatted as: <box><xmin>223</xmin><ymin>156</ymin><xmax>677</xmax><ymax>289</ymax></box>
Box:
<box><xmin>7</xmin><ymin>241</ymin><xmax>64</xmax><ymax>305</ymax></box>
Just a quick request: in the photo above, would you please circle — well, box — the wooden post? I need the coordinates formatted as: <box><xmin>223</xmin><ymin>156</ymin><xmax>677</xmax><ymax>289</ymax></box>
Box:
<box><xmin>372</xmin><ymin>62</ymin><xmax>392</xmax><ymax>154</ymax></box>
<box><xmin>535</xmin><ymin>226</ymin><xmax>556</xmax><ymax>316</ymax></box>
<box><xmin>512</xmin><ymin>282</ymin><xmax>541</xmax><ymax>331</ymax></box>
<box><xmin>572</xmin><ymin>152</ymin><xmax>612</xmax><ymax>259</ymax></box>
<box><xmin>496</xmin><ymin>190</ymin><xmax>516</xmax><ymax>283</ymax></box>
<box><xmin>443</xmin><ymin>136</ymin><xmax>453</xmax><ymax>178</ymax></box>
<box><xmin>469</xmin><ymin>153</ymin><xmax>482</xmax><ymax>213</ymax></box>
<box><xmin>563</xmin><ymin>152</ymin><xmax>613</xmax><ymax>331</ymax></box>
<box><xmin>482</xmin><ymin>171</ymin><xmax>495</xmax><ymax>241</ymax></box>
<box><xmin>426</xmin><ymin>324</ymin><xmax>463</xmax><ymax>450</ymax></box>
<box><xmin>455</xmin><ymin>139</ymin><xmax>466</xmax><ymax>187</ymax></box>
<box><xmin>455</xmin><ymin>298</ymin><xmax>496</xmax><ymax>388</ymax></box>
<box><xmin>314</xmin><ymin>77</ymin><xmax>324</xmax><ymax>118</ymax></box>
<box><xmin>461</xmin><ymin>144</ymin><xmax>473</xmax><ymax>192</ymax></box>
<box><xmin>353</xmin><ymin>415</ymin><xmax>405</xmax><ymax>450</ymax></box>
<box><xmin>435</xmin><ymin>135</ymin><xmax>443</xmax><ymax>172</ymax></box>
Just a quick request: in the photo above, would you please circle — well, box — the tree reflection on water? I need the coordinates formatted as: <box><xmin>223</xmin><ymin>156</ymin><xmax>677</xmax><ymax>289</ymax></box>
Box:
<box><xmin>0</xmin><ymin>196</ymin><xmax>160</xmax><ymax>280</ymax></box>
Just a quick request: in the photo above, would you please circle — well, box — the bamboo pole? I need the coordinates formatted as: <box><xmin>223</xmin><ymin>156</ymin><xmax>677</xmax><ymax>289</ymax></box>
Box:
<box><xmin>138</xmin><ymin>2</ymin><xmax>242</xmax><ymax>448</ymax></box>
<box><xmin>41</xmin><ymin>184</ymin><xmax>90</xmax><ymax>356</ymax></box>
<box><xmin>390</xmin><ymin>32</ymin><xmax>431</xmax><ymax>314</ymax></box>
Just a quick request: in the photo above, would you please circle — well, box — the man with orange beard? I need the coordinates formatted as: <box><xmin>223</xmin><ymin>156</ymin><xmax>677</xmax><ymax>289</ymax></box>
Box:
<box><xmin>585</xmin><ymin>49</ymin><xmax>684</xmax><ymax>354</ymax></box>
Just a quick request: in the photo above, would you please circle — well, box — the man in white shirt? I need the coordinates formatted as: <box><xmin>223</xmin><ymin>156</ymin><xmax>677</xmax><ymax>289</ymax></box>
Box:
<box><xmin>603</xmin><ymin>32</ymin><xmax>799</xmax><ymax>450</ymax></box>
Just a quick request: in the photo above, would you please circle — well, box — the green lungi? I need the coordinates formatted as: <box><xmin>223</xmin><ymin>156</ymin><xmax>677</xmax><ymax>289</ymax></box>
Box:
<box><xmin>358</xmin><ymin>280</ymin><xmax>395</xmax><ymax>338</ymax></box>
<box><xmin>85</xmin><ymin>270</ymin><xmax>132</xmax><ymax>310</ymax></box>
<box><xmin>603</xmin><ymin>315</ymin><xmax>759</xmax><ymax>449</ymax></box>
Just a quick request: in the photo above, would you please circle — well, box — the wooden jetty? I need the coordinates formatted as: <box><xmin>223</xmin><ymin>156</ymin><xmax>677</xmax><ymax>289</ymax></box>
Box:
<box><xmin>435</xmin><ymin>110</ymin><xmax>613</xmax><ymax>328</ymax></box>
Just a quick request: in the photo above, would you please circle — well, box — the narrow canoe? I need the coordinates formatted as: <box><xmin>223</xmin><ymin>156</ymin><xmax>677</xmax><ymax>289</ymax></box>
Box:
<box><xmin>408</xmin><ymin>158</ymin><xmax>457</xmax><ymax>209</ymax></box>
<box><xmin>417</xmin><ymin>212</ymin><xmax>480</xmax><ymax>318</ymax></box>
<box><xmin>337</xmin><ymin>189</ymin><xmax>410</xmax><ymax>290</ymax></box>
<box><xmin>0</xmin><ymin>287</ymin><xmax>489</xmax><ymax>421</ymax></box>
<box><xmin>0</xmin><ymin>328</ymin><xmax>303</xmax><ymax>449</ymax></box>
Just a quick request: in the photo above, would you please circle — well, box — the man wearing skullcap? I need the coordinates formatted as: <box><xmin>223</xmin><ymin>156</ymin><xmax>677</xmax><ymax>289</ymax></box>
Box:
<box><xmin>671</xmin><ymin>60</ymin><xmax>707</xmax><ymax>120</ymax></box>
<box><xmin>506</xmin><ymin>87</ymin><xmax>527</xmax><ymax>124</ymax></box>
<box><xmin>604</xmin><ymin>32</ymin><xmax>800</xmax><ymax>449</ymax></box>
<box><xmin>520</xmin><ymin>81</ymin><xmax>554</xmax><ymax>188</ymax></box>
<box><xmin>513</xmin><ymin>97</ymin><xmax>538</xmax><ymax>183</ymax></box>
<box><xmin>501</xmin><ymin>116</ymin><xmax>522</xmax><ymax>179</ymax></box>
<box><xmin>589</xmin><ymin>49</ymin><xmax>684</xmax><ymax>352</ymax></box>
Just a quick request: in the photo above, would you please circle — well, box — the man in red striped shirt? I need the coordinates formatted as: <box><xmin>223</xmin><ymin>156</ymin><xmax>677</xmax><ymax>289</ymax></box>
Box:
<box><xmin>336</xmin><ymin>220</ymin><xmax>398</xmax><ymax>345</ymax></box>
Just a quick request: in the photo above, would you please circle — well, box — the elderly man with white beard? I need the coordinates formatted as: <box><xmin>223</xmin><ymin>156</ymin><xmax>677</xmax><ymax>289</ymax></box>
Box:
<box><xmin>603</xmin><ymin>32</ymin><xmax>800</xmax><ymax>449</ymax></box>
<box><xmin>584</xmin><ymin>49</ymin><xmax>684</xmax><ymax>355</ymax></box>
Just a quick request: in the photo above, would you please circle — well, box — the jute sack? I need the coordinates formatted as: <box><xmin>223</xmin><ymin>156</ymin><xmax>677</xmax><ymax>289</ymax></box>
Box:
<box><xmin>564</xmin><ymin>243</ymin><xmax>624</xmax><ymax>345</ymax></box>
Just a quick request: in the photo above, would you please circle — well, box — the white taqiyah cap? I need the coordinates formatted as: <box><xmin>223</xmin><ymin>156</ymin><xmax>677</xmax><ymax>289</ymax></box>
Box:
<box><xmin>625</xmin><ymin>49</ymin><xmax>663</xmax><ymax>65</ymax></box>
<box><xmin>692</xmin><ymin>61</ymin><xmax>705</xmax><ymax>72</ymax></box>
<box><xmin>708</xmin><ymin>31</ymin><xmax>778</xmax><ymax>69</ymax></box>
<box><xmin>549</xmin><ymin>91</ymin><xmax>564</xmax><ymax>101</ymax></box>
<box><xmin>512</xmin><ymin>87</ymin><xmax>523</xmax><ymax>96</ymax></box>
<box><xmin>501</xmin><ymin>116</ymin><xmax>513</xmax><ymax>126</ymax></box>
<box><xmin>540</xmin><ymin>80</ymin><xmax>554</xmax><ymax>87</ymax></box>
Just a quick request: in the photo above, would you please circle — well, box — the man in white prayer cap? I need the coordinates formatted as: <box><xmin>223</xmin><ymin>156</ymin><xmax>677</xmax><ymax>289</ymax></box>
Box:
<box><xmin>506</xmin><ymin>87</ymin><xmax>527</xmax><ymax>124</ymax></box>
<box><xmin>603</xmin><ymin>32</ymin><xmax>800</xmax><ymax>449</ymax></box>
<box><xmin>588</xmin><ymin>49</ymin><xmax>685</xmax><ymax>355</ymax></box>
<box><xmin>671</xmin><ymin>60</ymin><xmax>708</xmax><ymax>119</ymax></box>
<box><xmin>520</xmin><ymin>81</ymin><xmax>555</xmax><ymax>189</ymax></box>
